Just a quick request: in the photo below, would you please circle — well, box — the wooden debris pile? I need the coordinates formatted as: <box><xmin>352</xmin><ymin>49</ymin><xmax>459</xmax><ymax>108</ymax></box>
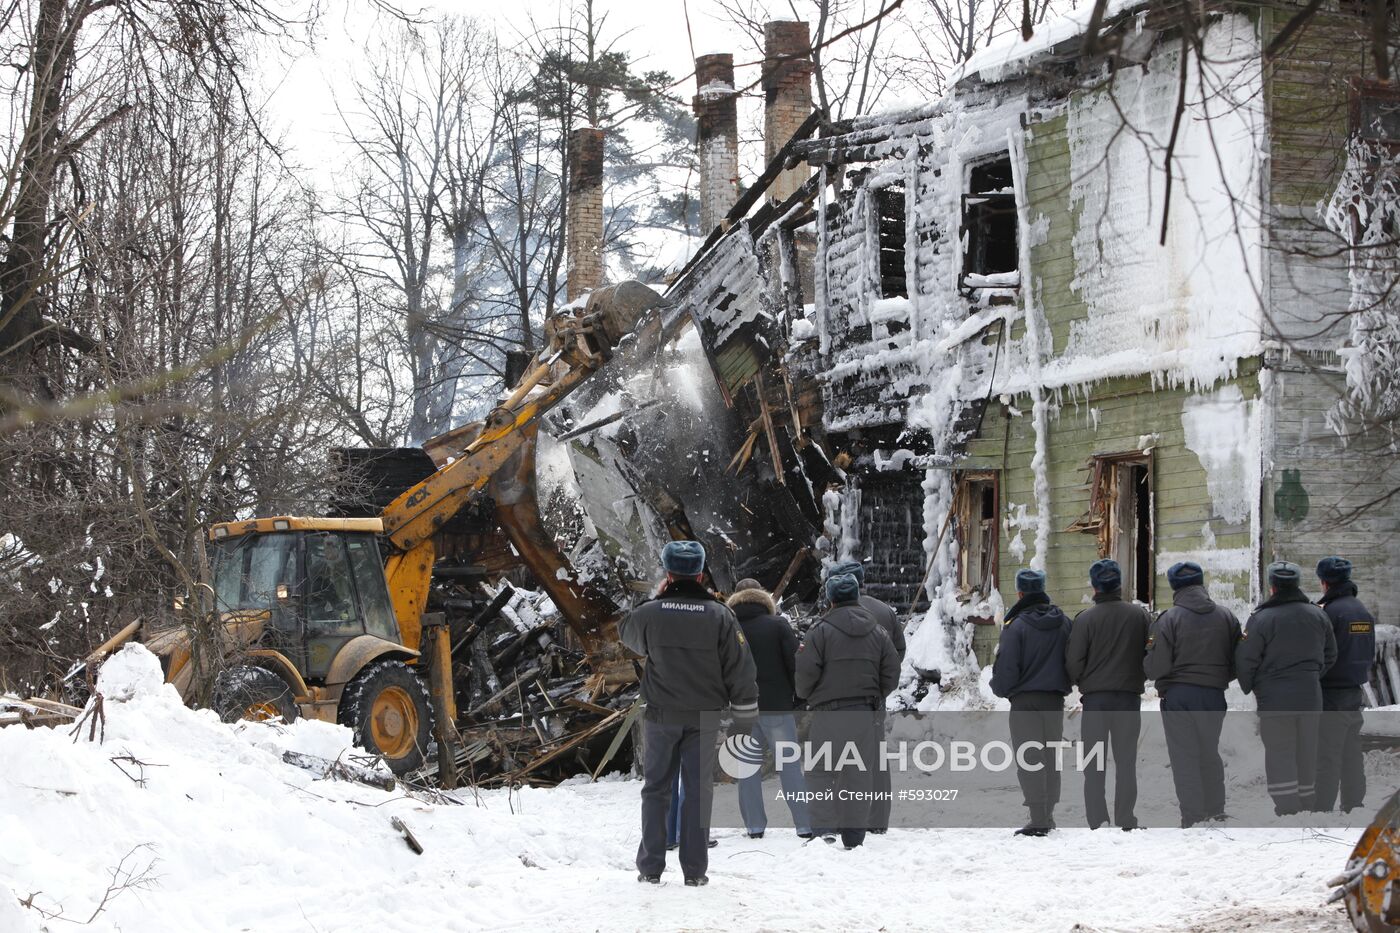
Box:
<box><xmin>419</xmin><ymin>582</ymin><xmax>641</xmax><ymax>788</ymax></box>
<box><xmin>0</xmin><ymin>695</ymin><xmax>83</xmax><ymax>729</ymax></box>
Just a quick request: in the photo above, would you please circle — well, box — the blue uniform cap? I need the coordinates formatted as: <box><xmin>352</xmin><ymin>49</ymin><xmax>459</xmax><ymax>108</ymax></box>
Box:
<box><xmin>1316</xmin><ymin>556</ymin><xmax>1352</xmax><ymax>584</ymax></box>
<box><xmin>1268</xmin><ymin>560</ymin><xmax>1302</xmax><ymax>588</ymax></box>
<box><xmin>1089</xmin><ymin>558</ymin><xmax>1122</xmax><ymax>592</ymax></box>
<box><xmin>1015</xmin><ymin>568</ymin><xmax>1046</xmax><ymax>594</ymax></box>
<box><xmin>826</xmin><ymin>573</ymin><xmax>860</xmax><ymax>604</ymax></box>
<box><xmin>827</xmin><ymin>559</ymin><xmax>865</xmax><ymax>583</ymax></box>
<box><xmin>1167</xmin><ymin>562</ymin><xmax>1204</xmax><ymax>591</ymax></box>
<box><xmin>660</xmin><ymin>540</ymin><xmax>706</xmax><ymax>577</ymax></box>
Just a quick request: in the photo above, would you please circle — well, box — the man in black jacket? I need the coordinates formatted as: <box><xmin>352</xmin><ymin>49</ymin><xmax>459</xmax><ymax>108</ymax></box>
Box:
<box><xmin>1313</xmin><ymin>557</ymin><xmax>1377</xmax><ymax>813</ymax></box>
<box><xmin>828</xmin><ymin>559</ymin><xmax>905</xmax><ymax>834</ymax></box>
<box><xmin>726</xmin><ymin>580</ymin><xmax>812</xmax><ymax>838</ymax></box>
<box><xmin>796</xmin><ymin>573</ymin><xmax>900</xmax><ymax>849</ymax></box>
<box><xmin>991</xmin><ymin>568</ymin><xmax>1071</xmax><ymax>837</ymax></box>
<box><xmin>1237</xmin><ymin>561</ymin><xmax>1338</xmax><ymax>815</ymax></box>
<box><xmin>1066</xmin><ymin>558</ymin><xmax>1150</xmax><ymax>830</ymax></box>
<box><xmin>1146</xmin><ymin>561</ymin><xmax>1242</xmax><ymax>827</ymax></box>
<box><xmin>620</xmin><ymin>540</ymin><xmax>758</xmax><ymax>886</ymax></box>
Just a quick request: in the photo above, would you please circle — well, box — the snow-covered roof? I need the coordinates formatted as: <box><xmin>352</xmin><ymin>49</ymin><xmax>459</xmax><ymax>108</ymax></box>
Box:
<box><xmin>951</xmin><ymin>0</ymin><xmax>1154</xmax><ymax>85</ymax></box>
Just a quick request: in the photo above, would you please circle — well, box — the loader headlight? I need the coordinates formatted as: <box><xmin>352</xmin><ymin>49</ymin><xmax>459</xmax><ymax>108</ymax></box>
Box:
<box><xmin>213</xmin><ymin>527</ymin><xmax>229</xmax><ymax>539</ymax></box>
<box><xmin>273</xmin><ymin>519</ymin><xmax>290</xmax><ymax>531</ymax></box>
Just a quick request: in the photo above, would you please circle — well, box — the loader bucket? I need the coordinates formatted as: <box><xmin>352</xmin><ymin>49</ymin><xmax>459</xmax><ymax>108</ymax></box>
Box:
<box><xmin>1332</xmin><ymin>788</ymin><xmax>1400</xmax><ymax>932</ymax></box>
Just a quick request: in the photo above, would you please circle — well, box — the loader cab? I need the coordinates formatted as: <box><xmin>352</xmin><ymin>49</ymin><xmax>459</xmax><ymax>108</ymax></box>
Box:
<box><xmin>210</xmin><ymin>520</ymin><xmax>403</xmax><ymax>681</ymax></box>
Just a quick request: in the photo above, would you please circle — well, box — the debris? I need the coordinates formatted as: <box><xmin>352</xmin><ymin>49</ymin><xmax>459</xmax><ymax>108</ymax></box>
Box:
<box><xmin>281</xmin><ymin>750</ymin><xmax>396</xmax><ymax>792</ymax></box>
<box><xmin>0</xmin><ymin>696</ymin><xmax>82</xmax><ymax>729</ymax></box>
<box><xmin>390</xmin><ymin>816</ymin><xmax>423</xmax><ymax>855</ymax></box>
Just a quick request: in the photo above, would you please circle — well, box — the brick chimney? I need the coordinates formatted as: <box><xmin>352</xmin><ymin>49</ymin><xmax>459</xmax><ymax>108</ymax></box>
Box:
<box><xmin>567</xmin><ymin>127</ymin><xmax>605</xmax><ymax>301</ymax></box>
<box><xmin>762</xmin><ymin>21</ymin><xmax>813</xmax><ymax>203</ymax></box>
<box><xmin>694</xmin><ymin>53</ymin><xmax>740</xmax><ymax>234</ymax></box>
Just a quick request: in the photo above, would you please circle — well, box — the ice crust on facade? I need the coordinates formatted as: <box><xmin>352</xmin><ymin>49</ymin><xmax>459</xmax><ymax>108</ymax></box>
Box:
<box><xmin>656</xmin><ymin>0</ymin><xmax>1400</xmax><ymax>707</ymax></box>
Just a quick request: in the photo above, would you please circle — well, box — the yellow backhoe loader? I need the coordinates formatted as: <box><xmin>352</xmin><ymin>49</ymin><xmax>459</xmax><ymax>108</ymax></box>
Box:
<box><xmin>79</xmin><ymin>283</ymin><xmax>665</xmax><ymax>774</ymax></box>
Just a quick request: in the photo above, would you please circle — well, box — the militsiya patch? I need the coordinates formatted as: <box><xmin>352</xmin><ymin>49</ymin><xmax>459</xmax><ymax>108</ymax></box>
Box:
<box><xmin>1351</xmin><ymin>622</ymin><xmax>1374</xmax><ymax>634</ymax></box>
<box><xmin>660</xmin><ymin>601</ymin><xmax>706</xmax><ymax>613</ymax></box>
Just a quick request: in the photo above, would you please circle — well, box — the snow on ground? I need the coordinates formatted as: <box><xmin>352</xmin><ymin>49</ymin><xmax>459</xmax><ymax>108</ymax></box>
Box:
<box><xmin>0</xmin><ymin>646</ymin><xmax>1362</xmax><ymax>932</ymax></box>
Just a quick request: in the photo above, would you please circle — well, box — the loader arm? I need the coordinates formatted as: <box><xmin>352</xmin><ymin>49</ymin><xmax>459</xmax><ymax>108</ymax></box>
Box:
<box><xmin>378</xmin><ymin>283</ymin><xmax>666</xmax><ymax>651</ymax></box>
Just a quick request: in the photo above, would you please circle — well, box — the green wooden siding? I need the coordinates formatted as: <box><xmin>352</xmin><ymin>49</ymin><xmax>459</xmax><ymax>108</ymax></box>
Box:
<box><xmin>963</xmin><ymin>370</ymin><xmax>1262</xmax><ymax>664</ymax></box>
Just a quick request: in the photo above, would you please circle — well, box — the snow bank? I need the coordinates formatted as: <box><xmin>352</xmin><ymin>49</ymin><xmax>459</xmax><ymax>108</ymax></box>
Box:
<box><xmin>0</xmin><ymin>681</ymin><xmax>1365</xmax><ymax>932</ymax></box>
<box><xmin>0</xmin><ymin>646</ymin><xmax>1368</xmax><ymax>931</ymax></box>
<box><xmin>96</xmin><ymin>643</ymin><xmax>170</xmax><ymax>703</ymax></box>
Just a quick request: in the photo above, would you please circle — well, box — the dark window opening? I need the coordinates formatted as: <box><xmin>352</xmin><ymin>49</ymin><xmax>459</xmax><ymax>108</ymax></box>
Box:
<box><xmin>1351</xmin><ymin>79</ymin><xmax>1400</xmax><ymax>146</ymax></box>
<box><xmin>954</xmin><ymin>471</ymin><xmax>999</xmax><ymax>601</ymax></box>
<box><xmin>1122</xmin><ymin>463</ymin><xmax>1152</xmax><ymax>605</ymax></box>
<box><xmin>961</xmin><ymin>154</ymin><xmax>1019</xmax><ymax>289</ymax></box>
<box><xmin>1068</xmin><ymin>453</ymin><xmax>1154</xmax><ymax>607</ymax></box>
<box><xmin>875</xmin><ymin>184</ymin><xmax>907</xmax><ymax>299</ymax></box>
<box><xmin>1340</xmin><ymin>0</ymin><xmax>1395</xmax><ymax>21</ymax></box>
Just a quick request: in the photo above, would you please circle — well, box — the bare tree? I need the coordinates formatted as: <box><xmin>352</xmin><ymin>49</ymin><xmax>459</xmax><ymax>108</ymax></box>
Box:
<box><xmin>0</xmin><ymin>4</ymin><xmax>359</xmax><ymax>692</ymax></box>
<box><xmin>332</xmin><ymin>19</ymin><xmax>523</xmax><ymax>443</ymax></box>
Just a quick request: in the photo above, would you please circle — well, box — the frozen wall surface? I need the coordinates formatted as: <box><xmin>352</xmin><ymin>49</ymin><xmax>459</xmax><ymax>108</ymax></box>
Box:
<box><xmin>803</xmin><ymin>10</ymin><xmax>1273</xmax><ymax>697</ymax></box>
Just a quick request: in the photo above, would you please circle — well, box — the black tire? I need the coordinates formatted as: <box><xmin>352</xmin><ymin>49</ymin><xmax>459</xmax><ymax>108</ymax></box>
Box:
<box><xmin>338</xmin><ymin>660</ymin><xmax>434</xmax><ymax>775</ymax></box>
<box><xmin>213</xmin><ymin>666</ymin><xmax>299</xmax><ymax>724</ymax></box>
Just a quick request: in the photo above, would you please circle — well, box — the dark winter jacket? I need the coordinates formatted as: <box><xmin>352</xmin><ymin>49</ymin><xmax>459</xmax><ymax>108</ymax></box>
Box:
<box><xmin>1144</xmin><ymin>585</ymin><xmax>1242</xmax><ymax>692</ymax></box>
<box><xmin>1236</xmin><ymin>588</ymin><xmax>1338</xmax><ymax>711</ymax></box>
<box><xmin>795</xmin><ymin>602</ymin><xmax>900</xmax><ymax>709</ymax></box>
<box><xmin>990</xmin><ymin>594</ymin><xmax>1072</xmax><ymax>699</ymax></box>
<box><xmin>1318</xmin><ymin>582</ymin><xmax>1377</xmax><ymax>691</ymax></box>
<box><xmin>859</xmin><ymin>594</ymin><xmax>906</xmax><ymax>662</ymax></box>
<box><xmin>620</xmin><ymin>578</ymin><xmax>759</xmax><ymax>721</ymax></box>
<box><xmin>1066</xmin><ymin>591</ymin><xmax>1151</xmax><ymax>696</ymax></box>
<box><xmin>727</xmin><ymin>587</ymin><xmax>800</xmax><ymax>712</ymax></box>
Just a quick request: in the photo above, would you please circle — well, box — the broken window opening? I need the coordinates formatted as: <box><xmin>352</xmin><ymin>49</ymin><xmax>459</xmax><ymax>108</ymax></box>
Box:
<box><xmin>1067</xmin><ymin>452</ymin><xmax>1154</xmax><ymax>607</ymax></box>
<box><xmin>954</xmin><ymin>470</ymin><xmax>999</xmax><ymax>600</ymax></box>
<box><xmin>1350</xmin><ymin>79</ymin><xmax>1400</xmax><ymax>148</ymax></box>
<box><xmin>874</xmin><ymin>183</ymin><xmax>907</xmax><ymax>299</ymax></box>
<box><xmin>1340</xmin><ymin>0</ymin><xmax>1395</xmax><ymax>21</ymax></box>
<box><xmin>961</xmin><ymin>154</ymin><xmax>1019</xmax><ymax>292</ymax></box>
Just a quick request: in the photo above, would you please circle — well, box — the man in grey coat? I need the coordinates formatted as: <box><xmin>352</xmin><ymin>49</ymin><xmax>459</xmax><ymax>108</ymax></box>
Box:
<box><xmin>1066</xmin><ymin>558</ymin><xmax>1150</xmax><ymax>830</ymax></box>
<box><xmin>827</xmin><ymin>559</ymin><xmax>905</xmax><ymax>834</ymax></box>
<box><xmin>1236</xmin><ymin>560</ymin><xmax>1338</xmax><ymax>815</ymax></box>
<box><xmin>620</xmin><ymin>540</ymin><xmax>758</xmax><ymax>886</ymax></box>
<box><xmin>797</xmin><ymin>573</ymin><xmax>900</xmax><ymax>849</ymax></box>
<box><xmin>1145</xmin><ymin>561</ymin><xmax>1241</xmax><ymax>827</ymax></box>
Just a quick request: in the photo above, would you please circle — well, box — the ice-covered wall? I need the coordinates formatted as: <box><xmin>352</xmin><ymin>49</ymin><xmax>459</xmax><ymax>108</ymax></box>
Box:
<box><xmin>1055</xmin><ymin>12</ymin><xmax>1265</xmax><ymax>393</ymax></box>
<box><xmin>811</xmin><ymin>12</ymin><xmax>1269</xmax><ymax>696</ymax></box>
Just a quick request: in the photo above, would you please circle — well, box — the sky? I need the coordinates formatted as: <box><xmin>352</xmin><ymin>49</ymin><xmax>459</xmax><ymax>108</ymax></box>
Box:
<box><xmin>268</xmin><ymin>0</ymin><xmax>766</xmax><ymax>174</ymax></box>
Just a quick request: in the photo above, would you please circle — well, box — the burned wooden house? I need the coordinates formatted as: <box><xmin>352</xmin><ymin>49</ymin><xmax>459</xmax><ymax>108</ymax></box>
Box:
<box><xmin>672</xmin><ymin>3</ymin><xmax>1400</xmax><ymax>680</ymax></box>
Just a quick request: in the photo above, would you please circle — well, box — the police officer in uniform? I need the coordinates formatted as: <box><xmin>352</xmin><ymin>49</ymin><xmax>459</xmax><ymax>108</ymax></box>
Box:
<box><xmin>1236</xmin><ymin>561</ymin><xmax>1337</xmax><ymax>815</ymax></box>
<box><xmin>621</xmin><ymin>540</ymin><xmax>758</xmax><ymax>886</ymax></box>
<box><xmin>796</xmin><ymin>572</ymin><xmax>900</xmax><ymax>849</ymax></box>
<box><xmin>1313</xmin><ymin>556</ymin><xmax>1376</xmax><ymax>813</ymax></box>
<box><xmin>990</xmin><ymin>568</ymin><xmax>1072</xmax><ymax>837</ymax></box>
<box><xmin>1145</xmin><ymin>561</ymin><xmax>1242</xmax><ymax>827</ymax></box>
<box><xmin>1066</xmin><ymin>558</ymin><xmax>1150</xmax><ymax>830</ymax></box>
<box><xmin>827</xmin><ymin>559</ymin><xmax>904</xmax><ymax>834</ymax></box>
